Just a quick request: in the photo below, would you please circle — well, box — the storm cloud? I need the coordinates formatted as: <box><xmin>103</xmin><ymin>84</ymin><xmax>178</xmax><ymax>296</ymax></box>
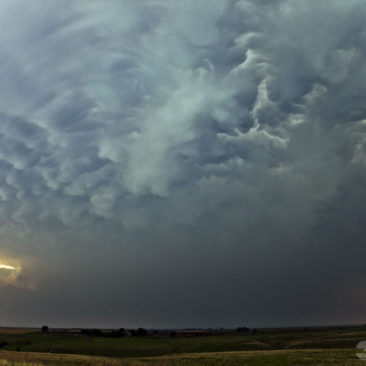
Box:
<box><xmin>0</xmin><ymin>0</ymin><xmax>365</xmax><ymax>328</ymax></box>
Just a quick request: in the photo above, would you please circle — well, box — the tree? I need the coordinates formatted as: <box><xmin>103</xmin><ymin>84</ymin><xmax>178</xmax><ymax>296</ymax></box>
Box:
<box><xmin>236</xmin><ymin>326</ymin><xmax>249</xmax><ymax>333</ymax></box>
<box><xmin>81</xmin><ymin>329</ymin><xmax>102</xmax><ymax>337</ymax></box>
<box><xmin>41</xmin><ymin>325</ymin><xmax>49</xmax><ymax>333</ymax></box>
<box><xmin>108</xmin><ymin>328</ymin><xmax>125</xmax><ymax>338</ymax></box>
<box><xmin>135</xmin><ymin>328</ymin><xmax>148</xmax><ymax>336</ymax></box>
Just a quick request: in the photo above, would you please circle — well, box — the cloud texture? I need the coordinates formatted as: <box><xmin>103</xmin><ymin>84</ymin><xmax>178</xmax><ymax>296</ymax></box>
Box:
<box><xmin>0</xmin><ymin>0</ymin><xmax>365</xmax><ymax>328</ymax></box>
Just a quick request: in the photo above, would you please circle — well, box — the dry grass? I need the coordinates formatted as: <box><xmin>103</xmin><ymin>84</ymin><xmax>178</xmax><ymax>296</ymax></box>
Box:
<box><xmin>0</xmin><ymin>361</ymin><xmax>44</xmax><ymax>366</ymax></box>
<box><xmin>0</xmin><ymin>329</ymin><xmax>38</xmax><ymax>335</ymax></box>
<box><xmin>0</xmin><ymin>348</ymin><xmax>364</xmax><ymax>366</ymax></box>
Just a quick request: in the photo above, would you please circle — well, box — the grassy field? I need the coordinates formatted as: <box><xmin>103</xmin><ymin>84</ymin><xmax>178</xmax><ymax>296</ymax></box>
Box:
<box><xmin>0</xmin><ymin>330</ymin><xmax>38</xmax><ymax>335</ymax></box>
<box><xmin>0</xmin><ymin>348</ymin><xmax>365</xmax><ymax>366</ymax></box>
<box><xmin>0</xmin><ymin>327</ymin><xmax>366</xmax><ymax>357</ymax></box>
<box><xmin>0</xmin><ymin>326</ymin><xmax>365</xmax><ymax>365</ymax></box>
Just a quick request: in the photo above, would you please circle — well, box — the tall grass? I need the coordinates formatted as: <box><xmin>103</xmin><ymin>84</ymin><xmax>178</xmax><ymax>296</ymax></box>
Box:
<box><xmin>0</xmin><ymin>349</ymin><xmax>364</xmax><ymax>366</ymax></box>
<box><xmin>0</xmin><ymin>361</ymin><xmax>45</xmax><ymax>366</ymax></box>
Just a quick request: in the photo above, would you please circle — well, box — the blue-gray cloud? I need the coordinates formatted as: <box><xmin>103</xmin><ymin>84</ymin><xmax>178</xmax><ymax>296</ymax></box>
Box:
<box><xmin>0</xmin><ymin>0</ymin><xmax>365</xmax><ymax>328</ymax></box>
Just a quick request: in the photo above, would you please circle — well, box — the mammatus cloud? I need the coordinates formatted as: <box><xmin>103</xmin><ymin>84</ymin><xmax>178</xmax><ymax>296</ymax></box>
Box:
<box><xmin>0</xmin><ymin>0</ymin><xmax>365</xmax><ymax>327</ymax></box>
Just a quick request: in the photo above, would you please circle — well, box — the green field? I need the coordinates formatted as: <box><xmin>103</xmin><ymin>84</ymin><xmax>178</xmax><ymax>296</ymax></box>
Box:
<box><xmin>0</xmin><ymin>348</ymin><xmax>364</xmax><ymax>366</ymax></box>
<box><xmin>0</xmin><ymin>326</ymin><xmax>365</xmax><ymax>365</ymax></box>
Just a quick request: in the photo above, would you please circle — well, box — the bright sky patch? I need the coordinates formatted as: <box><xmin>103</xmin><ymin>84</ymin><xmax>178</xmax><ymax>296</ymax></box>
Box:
<box><xmin>0</xmin><ymin>264</ymin><xmax>16</xmax><ymax>270</ymax></box>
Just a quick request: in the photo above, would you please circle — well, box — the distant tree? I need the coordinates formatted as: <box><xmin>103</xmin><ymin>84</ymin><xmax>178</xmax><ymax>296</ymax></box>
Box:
<box><xmin>108</xmin><ymin>328</ymin><xmax>125</xmax><ymax>338</ymax></box>
<box><xmin>41</xmin><ymin>325</ymin><xmax>49</xmax><ymax>333</ymax></box>
<box><xmin>236</xmin><ymin>327</ymin><xmax>249</xmax><ymax>333</ymax></box>
<box><xmin>81</xmin><ymin>329</ymin><xmax>102</xmax><ymax>337</ymax></box>
<box><xmin>117</xmin><ymin>328</ymin><xmax>125</xmax><ymax>336</ymax></box>
<box><xmin>108</xmin><ymin>330</ymin><xmax>118</xmax><ymax>338</ymax></box>
<box><xmin>135</xmin><ymin>328</ymin><xmax>148</xmax><ymax>336</ymax></box>
<box><xmin>170</xmin><ymin>331</ymin><xmax>176</xmax><ymax>337</ymax></box>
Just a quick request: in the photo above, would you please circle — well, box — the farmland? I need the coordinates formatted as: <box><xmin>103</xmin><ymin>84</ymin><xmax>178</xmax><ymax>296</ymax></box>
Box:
<box><xmin>0</xmin><ymin>326</ymin><xmax>365</xmax><ymax>365</ymax></box>
<box><xmin>0</xmin><ymin>348</ymin><xmax>364</xmax><ymax>366</ymax></box>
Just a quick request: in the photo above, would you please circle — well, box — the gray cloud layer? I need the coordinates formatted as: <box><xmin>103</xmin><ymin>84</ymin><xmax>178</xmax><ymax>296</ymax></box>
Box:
<box><xmin>0</xmin><ymin>0</ymin><xmax>365</xmax><ymax>328</ymax></box>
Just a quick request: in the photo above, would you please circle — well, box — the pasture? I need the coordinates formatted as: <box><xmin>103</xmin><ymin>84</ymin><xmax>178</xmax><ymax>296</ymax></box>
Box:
<box><xmin>0</xmin><ymin>326</ymin><xmax>365</xmax><ymax>365</ymax></box>
<box><xmin>0</xmin><ymin>348</ymin><xmax>364</xmax><ymax>366</ymax></box>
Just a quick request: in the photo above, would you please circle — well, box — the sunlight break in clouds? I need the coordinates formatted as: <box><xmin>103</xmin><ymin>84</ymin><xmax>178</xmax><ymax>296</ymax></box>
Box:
<box><xmin>0</xmin><ymin>264</ymin><xmax>16</xmax><ymax>270</ymax></box>
<box><xmin>0</xmin><ymin>262</ymin><xmax>21</xmax><ymax>286</ymax></box>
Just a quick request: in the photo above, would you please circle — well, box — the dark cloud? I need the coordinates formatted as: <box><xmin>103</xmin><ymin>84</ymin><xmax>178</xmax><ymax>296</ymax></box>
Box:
<box><xmin>0</xmin><ymin>0</ymin><xmax>365</xmax><ymax>328</ymax></box>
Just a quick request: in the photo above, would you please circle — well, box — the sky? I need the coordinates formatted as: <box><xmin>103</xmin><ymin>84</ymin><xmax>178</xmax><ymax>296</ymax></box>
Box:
<box><xmin>0</xmin><ymin>0</ymin><xmax>365</xmax><ymax>329</ymax></box>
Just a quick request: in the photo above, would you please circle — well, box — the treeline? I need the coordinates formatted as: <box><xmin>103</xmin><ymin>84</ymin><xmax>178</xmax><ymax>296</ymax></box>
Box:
<box><xmin>42</xmin><ymin>325</ymin><xmax>257</xmax><ymax>338</ymax></box>
<box><xmin>80</xmin><ymin>327</ymin><xmax>148</xmax><ymax>337</ymax></box>
<box><xmin>80</xmin><ymin>327</ymin><xmax>255</xmax><ymax>337</ymax></box>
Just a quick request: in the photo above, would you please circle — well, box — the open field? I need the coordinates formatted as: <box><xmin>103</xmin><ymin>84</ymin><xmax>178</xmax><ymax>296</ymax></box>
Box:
<box><xmin>0</xmin><ymin>330</ymin><xmax>38</xmax><ymax>336</ymax></box>
<box><xmin>0</xmin><ymin>326</ymin><xmax>366</xmax><ymax>357</ymax></box>
<box><xmin>0</xmin><ymin>326</ymin><xmax>365</xmax><ymax>365</ymax></box>
<box><xmin>0</xmin><ymin>348</ymin><xmax>365</xmax><ymax>366</ymax></box>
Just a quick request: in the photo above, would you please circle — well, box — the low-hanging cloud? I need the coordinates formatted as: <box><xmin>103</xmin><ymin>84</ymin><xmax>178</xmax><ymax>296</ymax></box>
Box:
<box><xmin>0</xmin><ymin>0</ymin><xmax>365</xmax><ymax>328</ymax></box>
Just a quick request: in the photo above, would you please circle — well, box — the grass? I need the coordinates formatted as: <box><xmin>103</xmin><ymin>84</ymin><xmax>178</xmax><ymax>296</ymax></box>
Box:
<box><xmin>1</xmin><ymin>327</ymin><xmax>366</xmax><ymax>357</ymax></box>
<box><xmin>0</xmin><ymin>326</ymin><xmax>365</xmax><ymax>365</ymax></box>
<box><xmin>0</xmin><ymin>330</ymin><xmax>38</xmax><ymax>336</ymax></box>
<box><xmin>0</xmin><ymin>348</ymin><xmax>365</xmax><ymax>366</ymax></box>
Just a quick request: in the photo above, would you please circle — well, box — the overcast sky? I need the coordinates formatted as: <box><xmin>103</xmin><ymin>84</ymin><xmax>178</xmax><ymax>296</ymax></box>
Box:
<box><xmin>0</xmin><ymin>0</ymin><xmax>365</xmax><ymax>329</ymax></box>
